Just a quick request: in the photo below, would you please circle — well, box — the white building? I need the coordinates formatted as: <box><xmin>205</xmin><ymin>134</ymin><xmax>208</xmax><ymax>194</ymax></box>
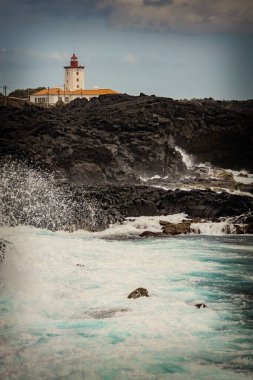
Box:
<box><xmin>64</xmin><ymin>53</ymin><xmax>85</xmax><ymax>91</ymax></box>
<box><xmin>30</xmin><ymin>54</ymin><xmax>118</xmax><ymax>105</ymax></box>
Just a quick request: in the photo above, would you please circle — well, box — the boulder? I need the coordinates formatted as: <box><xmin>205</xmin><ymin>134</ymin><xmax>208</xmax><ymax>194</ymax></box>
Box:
<box><xmin>127</xmin><ymin>288</ymin><xmax>149</xmax><ymax>299</ymax></box>
<box><xmin>139</xmin><ymin>231</ymin><xmax>163</xmax><ymax>238</ymax></box>
<box><xmin>162</xmin><ymin>222</ymin><xmax>191</xmax><ymax>235</ymax></box>
<box><xmin>238</xmin><ymin>172</ymin><xmax>248</xmax><ymax>178</ymax></box>
<box><xmin>191</xmin><ymin>217</ymin><xmax>205</xmax><ymax>223</ymax></box>
<box><xmin>195</xmin><ymin>303</ymin><xmax>207</xmax><ymax>308</ymax></box>
<box><xmin>234</xmin><ymin>223</ymin><xmax>253</xmax><ymax>234</ymax></box>
<box><xmin>159</xmin><ymin>220</ymin><xmax>169</xmax><ymax>226</ymax></box>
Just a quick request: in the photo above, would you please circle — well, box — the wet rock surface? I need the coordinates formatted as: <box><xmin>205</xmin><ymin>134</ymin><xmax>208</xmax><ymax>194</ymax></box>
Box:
<box><xmin>128</xmin><ymin>288</ymin><xmax>149</xmax><ymax>299</ymax></box>
<box><xmin>162</xmin><ymin>222</ymin><xmax>191</xmax><ymax>235</ymax></box>
<box><xmin>195</xmin><ymin>303</ymin><xmax>207</xmax><ymax>309</ymax></box>
<box><xmin>139</xmin><ymin>231</ymin><xmax>164</xmax><ymax>238</ymax></box>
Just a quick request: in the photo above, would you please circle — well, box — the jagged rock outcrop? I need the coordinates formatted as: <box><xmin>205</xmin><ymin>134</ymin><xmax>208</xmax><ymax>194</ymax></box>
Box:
<box><xmin>162</xmin><ymin>222</ymin><xmax>191</xmax><ymax>235</ymax></box>
<box><xmin>127</xmin><ymin>288</ymin><xmax>149</xmax><ymax>299</ymax></box>
<box><xmin>85</xmin><ymin>186</ymin><xmax>253</xmax><ymax>221</ymax></box>
<box><xmin>0</xmin><ymin>94</ymin><xmax>252</xmax><ymax>186</ymax></box>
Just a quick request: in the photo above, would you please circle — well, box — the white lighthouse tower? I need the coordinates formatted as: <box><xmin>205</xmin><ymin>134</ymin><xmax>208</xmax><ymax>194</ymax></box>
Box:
<box><xmin>64</xmin><ymin>53</ymin><xmax>85</xmax><ymax>91</ymax></box>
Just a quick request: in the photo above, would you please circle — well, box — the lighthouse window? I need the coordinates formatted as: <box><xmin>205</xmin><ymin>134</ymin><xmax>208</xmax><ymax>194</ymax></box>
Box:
<box><xmin>77</xmin><ymin>78</ymin><xmax>79</xmax><ymax>82</ymax></box>
<box><xmin>77</xmin><ymin>85</ymin><xmax>80</xmax><ymax>88</ymax></box>
<box><xmin>76</xmin><ymin>72</ymin><xmax>79</xmax><ymax>75</ymax></box>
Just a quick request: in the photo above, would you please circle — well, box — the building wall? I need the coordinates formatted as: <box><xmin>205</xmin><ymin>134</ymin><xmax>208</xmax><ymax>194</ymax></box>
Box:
<box><xmin>64</xmin><ymin>67</ymin><xmax>84</xmax><ymax>91</ymax></box>
<box><xmin>30</xmin><ymin>93</ymin><xmax>97</xmax><ymax>105</ymax></box>
<box><xmin>30</xmin><ymin>94</ymin><xmax>59</xmax><ymax>105</ymax></box>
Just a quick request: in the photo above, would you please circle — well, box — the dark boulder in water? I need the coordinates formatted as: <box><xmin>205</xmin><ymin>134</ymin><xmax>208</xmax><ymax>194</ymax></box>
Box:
<box><xmin>234</xmin><ymin>223</ymin><xmax>253</xmax><ymax>234</ymax></box>
<box><xmin>195</xmin><ymin>303</ymin><xmax>207</xmax><ymax>309</ymax></box>
<box><xmin>139</xmin><ymin>231</ymin><xmax>163</xmax><ymax>238</ymax></box>
<box><xmin>128</xmin><ymin>288</ymin><xmax>149</xmax><ymax>299</ymax></box>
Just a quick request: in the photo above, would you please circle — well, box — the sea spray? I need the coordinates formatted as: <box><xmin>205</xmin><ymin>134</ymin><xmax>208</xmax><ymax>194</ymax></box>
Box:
<box><xmin>0</xmin><ymin>157</ymin><xmax>106</xmax><ymax>231</ymax></box>
<box><xmin>175</xmin><ymin>146</ymin><xmax>194</xmax><ymax>169</ymax></box>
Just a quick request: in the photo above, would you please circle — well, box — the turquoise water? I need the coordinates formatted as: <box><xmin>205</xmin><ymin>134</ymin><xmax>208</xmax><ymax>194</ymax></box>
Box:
<box><xmin>0</xmin><ymin>227</ymin><xmax>252</xmax><ymax>379</ymax></box>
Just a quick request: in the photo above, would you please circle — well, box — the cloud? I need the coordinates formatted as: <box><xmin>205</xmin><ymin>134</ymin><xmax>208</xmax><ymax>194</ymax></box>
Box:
<box><xmin>144</xmin><ymin>0</ymin><xmax>174</xmax><ymax>7</ymax></box>
<box><xmin>0</xmin><ymin>0</ymin><xmax>101</xmax><ymax>23</ymax></box>
<box><xmin>1</xmin><ymin>0</ymin><xmax>253</xmax><ymax>34</ymax></box>
<box><xmin>98</xmin><ymin>0</ymin><xmax>253</xmax><ymax>33</ymax></box>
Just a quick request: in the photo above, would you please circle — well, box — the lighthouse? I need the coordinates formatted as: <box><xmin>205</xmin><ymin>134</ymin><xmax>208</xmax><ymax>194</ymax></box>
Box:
<box><xmin>30</xmin><ymin>53</ymin><xmax>118</xmax><ymax>105</ymax></box>
<box><xmin>64</xmin><ymin>53</ymin><xmax>85</xmax><ymax>91</ymax></box>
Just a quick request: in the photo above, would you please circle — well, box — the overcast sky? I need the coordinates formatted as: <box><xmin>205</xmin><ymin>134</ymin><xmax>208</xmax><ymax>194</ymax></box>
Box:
<box><xmin>0</xmin><ymin>0</ymin><xmax>252</xmax><ymax>99</ymax></box>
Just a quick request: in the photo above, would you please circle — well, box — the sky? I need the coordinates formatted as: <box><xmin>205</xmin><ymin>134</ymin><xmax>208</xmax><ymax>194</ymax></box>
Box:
<box><xmin>0</xmin><ymin>0</ymin><xmax>253</xmax><ymax>100</ymax></box>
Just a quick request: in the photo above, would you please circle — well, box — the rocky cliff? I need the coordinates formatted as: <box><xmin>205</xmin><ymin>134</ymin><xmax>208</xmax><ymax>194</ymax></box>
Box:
<box><xmin>0</xmin><ymin>94</ymin><xmax>252</xmax><ymax>231</ymax></box>
<box><xmin>0</xmin><ymin>94</ymin><xmax>252</xmax><ymax>185</ymax></box>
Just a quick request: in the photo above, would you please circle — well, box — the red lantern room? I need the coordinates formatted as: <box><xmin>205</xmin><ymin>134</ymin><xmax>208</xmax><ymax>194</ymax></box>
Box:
<box><xmin>70</xmin><ymin>53</ymin><xmax>78</xmax><ymax>68</ymax></box>
<box><xmin>64</xmin><ymin>53</ymin><xmax>84</xmax><ymax>70</ymax></box>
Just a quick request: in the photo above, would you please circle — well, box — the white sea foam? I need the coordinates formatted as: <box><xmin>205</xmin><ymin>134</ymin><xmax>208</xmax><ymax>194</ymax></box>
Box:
<box><xmin>72</xmin><ymin>213</ymin><xmax>251</xmax><ymax>238</ymax></box>
<box><xmin>190</xmin><ymin>222</ymin><xmax>236</xmax><ymax>235</ymax></box>
<box><xmin>139</xmin><ymin>174</ymin><xmax>169</xmax><ymax>182</ymax></box>
<box><xmin>0</xmin><ymin>226</ymin><xmax>252</xmax><ymax>379</ymax></box>
<box><xmin>93</xmin><ymin>213</ymin><xmax>187</xmax><ymax>238</ymax></box>
<box><xmin>226</xmin><ymin>169</ymin><xmax>253</xmax><ymax>184</ymax></box>
<box><xmin>139</xmin><ymin>146</ymin><xmax>253</xmax><ymax>197</ymax></box>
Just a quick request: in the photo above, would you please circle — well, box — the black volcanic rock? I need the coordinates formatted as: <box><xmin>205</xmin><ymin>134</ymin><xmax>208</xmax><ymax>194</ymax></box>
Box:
<box><xmin>85</xmin><ymin>186</ymin><xmax>253</xmax><ymax>221</ymax></box>
<box><xmin>170</xmin><ymin>98</ymin><xmax>253</xmax><ymax>170</ymax></box>
<box><xmin>1</xmin><ymin>94</ymin><xmax>252</xmax><ymax>186</ymax></box>
<box><xmin>1</xmin><ymin>94</ymin><xmax>252</xmax><ymax>232</ymax></box>
<box><xmin>128</xmin><ymin>288</ymin><xmax>149</xmax><ymax>299</ymax></box>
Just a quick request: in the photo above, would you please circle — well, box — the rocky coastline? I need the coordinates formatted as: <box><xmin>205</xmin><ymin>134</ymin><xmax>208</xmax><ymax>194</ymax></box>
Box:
<box><xmin>0</xmin><ymin>94</ymin><xmax>252</xmax><ymax>234</ymax></box>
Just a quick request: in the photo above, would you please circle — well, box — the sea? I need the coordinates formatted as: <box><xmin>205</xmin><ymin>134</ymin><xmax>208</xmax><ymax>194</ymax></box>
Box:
<box><xmin>0</xmin><ymin>156</ymin><xmax>253</xmax><ymax>380</ymax></box>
